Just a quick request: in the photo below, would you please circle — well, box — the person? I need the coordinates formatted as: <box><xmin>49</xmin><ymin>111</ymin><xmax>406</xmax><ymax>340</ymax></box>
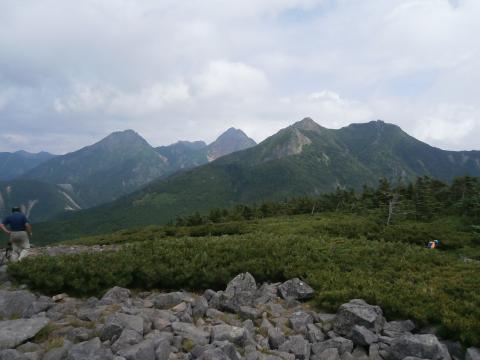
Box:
<box><xmin>0</xmin><ymin>207</ymin><xmax>32</xmax><ymax>262</ymax></box>
<box><xmin>427</xmin><ymin>239</ymin><xmax>440</xmax><ymax>249</ymax></box>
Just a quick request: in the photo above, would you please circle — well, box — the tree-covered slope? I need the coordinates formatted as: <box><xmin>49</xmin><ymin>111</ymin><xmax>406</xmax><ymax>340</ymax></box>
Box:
<box><xmin>0</xmin><ymin>179</ymin><xmax>83</xmax><ymax>222</ymax></box>
<box><xmin>0</xmin><ymin>151</ymin><xmax>56</xmax><ymax>180</ymax></box>
<box><xmin>34</xmin><ymin>118</ymin><xmax>480</xmax><ymax>241</ymax></box>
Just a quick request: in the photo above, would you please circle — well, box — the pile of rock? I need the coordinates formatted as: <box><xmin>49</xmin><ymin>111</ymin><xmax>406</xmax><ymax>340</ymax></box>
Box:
<box><xmin>0</xmin><ymin>272</ymin><xmax>478</xmax><ymax>360</ymax></box>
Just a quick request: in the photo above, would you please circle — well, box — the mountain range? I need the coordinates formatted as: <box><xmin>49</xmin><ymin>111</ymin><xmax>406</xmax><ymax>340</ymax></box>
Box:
<box><xmin>33</xmin><ymin>118</ymin><xmax>480</xmax><ymax>242</ymax></box>
<box><xmin>1</xmin><ymin>128</ymin><xmax>256</xmax><ymax>222</ymax></box>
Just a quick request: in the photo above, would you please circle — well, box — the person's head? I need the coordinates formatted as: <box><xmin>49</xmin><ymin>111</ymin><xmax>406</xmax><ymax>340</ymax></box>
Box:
<box><xmin>11</xmin><ymin>206</ymin><xmax>21</xmax><ymax>213</ymax></box>
<box><xmin>434</xmin><ymin>240</ymin><xmax>440</xmax><ymax>244</ymax></box>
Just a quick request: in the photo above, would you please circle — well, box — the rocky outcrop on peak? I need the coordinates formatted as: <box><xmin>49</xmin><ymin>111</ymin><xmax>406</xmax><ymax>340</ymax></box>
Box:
<box><xmin>0</xmin><ymin>271</ymin><xmax>477</xmax><ymax>359</ymax></box>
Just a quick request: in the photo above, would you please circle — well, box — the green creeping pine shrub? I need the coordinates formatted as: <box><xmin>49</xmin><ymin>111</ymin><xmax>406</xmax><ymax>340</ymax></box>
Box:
<box><xmin>9</xmin><ymin>233</ymin><xmax>480</xmax><ymax>346</ymax></box>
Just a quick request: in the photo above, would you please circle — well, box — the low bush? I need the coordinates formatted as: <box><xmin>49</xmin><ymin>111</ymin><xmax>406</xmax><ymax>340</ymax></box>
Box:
<box><xmin>9</xmin><ymin>232</ymin><xmax>480</xmax><ymax>346</ymax></box>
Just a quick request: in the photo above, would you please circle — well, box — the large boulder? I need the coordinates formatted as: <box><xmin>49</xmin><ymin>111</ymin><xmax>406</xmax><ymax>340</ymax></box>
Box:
<box><xmin>350</xmin><ymin>325</ymin><xmax>378</xmax><ymax>346</ymax></box>
<box><xmin>0</xmin><ymin>349</ymin><xmax>30</xmax><ymax>360</ymax></box>
<box><xmin>224</xmin><ymin>273</ymin><xmax>257</xmax><ymax>297</ymax></box>
<box><xmin>211</xmin><ymin>325</ymin><xmax>247</xmax><ymax>346</ymax></box>
<box><xmin>100</xmin><ymin>287</ymin><xmax>131</xmax><ymax>305</ymax></box>
<box><xmin>100</xmin><ymin>313</ymin><xmax>144</xmax><ymax>341</ymax></box>
<box><xmin>332</xmin><ymin>300</ymin><xmax>385</xmax><ymax>337</ymax></box>
<box><xmin>289</xmin><ymin>311</ymin><xmax>314</xmax><ymax>334</ymax></box>
<box><xmin>117</xmin><ymin>339</ymin><xmax>155</xmax><ymax>360</ymax></box>
<box><xmin>66</xmin><ymin>337</ymin><xmax>113</xmax><ymax>360</ymax></box>
<box><xmin>311</xmin><ymin>337</ymin><xmax>353</xmax><ymax>356</ymax></box>
<box><xmin>220</xmin><ymin>273</ymin><xmax>257</xmax><ymax>312</ymax></box>
<box><xmin>278</xmin><ymin>279</ymin><xmax>314</xmax><ymax>301</ymax></box>
<box><xmin>111</xmin><ymin>329</ymin><xmax>144</xmax><ymax>354</ymax></box>
<box><xmin>171</xmin><ymin>322</ymin><xmax>210</xmax><ymax>346</ymax></box>
<box><xmin>465</xmin><ymin>347</ymin><xmax>480</xmax><ymax>360</ymax></box>
<box><xmin>278</xmin><ymin>335</ymin><xmax>311</xmax><ymax>360</ymax></box>
<box><xmin>0</xmin><ymin>317</ymin><xmax>49</xmax><ymax>350</ymax></box>
<box><xmin>387</xmin><ymin>334</ymin><xmax>451</xmax><ymax>360</ymax></box>
<box><xmin>0</xmin><ymin>290</ymin><xmax>36</xmax><ymax>319</ymax></box>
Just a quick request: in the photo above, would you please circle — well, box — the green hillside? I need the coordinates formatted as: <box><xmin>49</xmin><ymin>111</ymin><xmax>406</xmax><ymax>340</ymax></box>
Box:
<box><xmin>33</xmin><ymin>119</ymin><xmax>480</xmax><ymax>243</ymax></box>
<box><xmin>0</xmin><ymin>179</ymin><xmax>83</xmax><ymax>222</ymax></box>
<box><xmin>0</xmin><ymin>151</ymin><xmax>56</xmax><ymax>180</ymax></box>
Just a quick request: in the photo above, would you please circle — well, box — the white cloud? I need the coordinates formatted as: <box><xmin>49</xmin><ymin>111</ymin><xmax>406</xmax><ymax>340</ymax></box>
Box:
<box><xmin>0</xmin><ymin>0</ymin><xmax>479</xmax><ymax>152</ymax></box>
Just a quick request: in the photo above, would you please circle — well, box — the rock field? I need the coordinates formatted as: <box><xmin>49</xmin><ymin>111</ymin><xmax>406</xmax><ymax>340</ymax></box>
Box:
<box><xmin>0</xmin><ymin>269</ymin><xmax>478</xmax><ymax>360</ymax></box>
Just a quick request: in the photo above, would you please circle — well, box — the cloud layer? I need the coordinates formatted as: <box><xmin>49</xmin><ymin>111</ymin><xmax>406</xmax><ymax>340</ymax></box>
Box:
<box><xmin>0</xmin><ymin>0</ymin><xmax>479</xmax><ymax>153</ymax></box>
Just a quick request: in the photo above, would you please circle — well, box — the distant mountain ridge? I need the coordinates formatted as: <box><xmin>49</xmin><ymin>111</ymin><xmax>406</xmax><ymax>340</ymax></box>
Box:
<box><xmin>34</xmin><ymin>118</ymin><xmax>480</xmax><ymax>242</ymax></box>
<box><xmin>16</xmin><ymin>127</ymin><xmax>256</xmax><ymax>215</ymax></box>
<box><xmin>0</xmin><ymin>151</ymin><xmax>56</xmax><ymax>180</ymax></box>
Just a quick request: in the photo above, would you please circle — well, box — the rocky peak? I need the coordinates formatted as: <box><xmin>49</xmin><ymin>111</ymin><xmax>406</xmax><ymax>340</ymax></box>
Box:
<box><xmin>206</xmin><ymin>128</ymin><xmax>257</xmax><ymax>161</ymax></box>
<box><xmin>291</xmin><ymin>117</ymin><xmax>325</xmax><ymax>133</ymax></box>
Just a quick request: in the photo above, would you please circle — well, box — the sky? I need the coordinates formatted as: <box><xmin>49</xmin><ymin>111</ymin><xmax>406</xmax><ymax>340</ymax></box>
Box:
<box><xmin>0</xmin><ymin>0</ymin><xmax>479</xmax><ymax>154</ymax></box>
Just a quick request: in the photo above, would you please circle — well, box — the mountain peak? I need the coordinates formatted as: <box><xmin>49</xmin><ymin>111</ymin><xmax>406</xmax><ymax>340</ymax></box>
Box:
<box><xmin>207</xmin><ymin>128</ymin><xmax>257</xmax><ymax>161</ymax></box>
<box><xmin>96</xmin><ymin>129</ymin><xmax>151</xmax><ymax>149</ymax></box>
<box><xmin>291</xmin><ymin>118</ymin><xmax>324</xmax><ymax>133</ymax></box>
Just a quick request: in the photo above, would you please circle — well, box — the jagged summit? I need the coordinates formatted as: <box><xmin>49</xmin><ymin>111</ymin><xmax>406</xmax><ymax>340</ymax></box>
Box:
<box><xmin>291</xmin><ymin>117</ymin><xmax>325</xmax><ymax>133</ymax></box>
<box><xmin>206</xmin><ymin>127</ymin><xmax>257</xmax><ymax>161</ymax></box>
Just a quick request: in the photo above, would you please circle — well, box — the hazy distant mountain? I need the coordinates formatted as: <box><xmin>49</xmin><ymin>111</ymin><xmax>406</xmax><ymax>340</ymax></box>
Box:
<box><xmin>156</xmin><ymin>128</ymin><xmax>257</xmax><ymax>172</ymax></box>
<box><xmin>0</xmin><ymin>151</ymin><xmax>56</xmax><ymax>180</ymax></box>
<box><xmin>22</xmin><ymin>130</ymin><xmax>171</xmax><ymax>207</ymax></box>
<box><xmin>34</xmin><ymin>118</ymin><xmax>480</xmax><ymax>242</ymax></box>
<box><xmin>0</xmin><ymin>179</ymin><xmax>83</xmax><ymax>222</ymax></box>
<box><xmin>204</xmin><ymin>128</ymin><xmax>257</xmax><ymax>162</ymax></box>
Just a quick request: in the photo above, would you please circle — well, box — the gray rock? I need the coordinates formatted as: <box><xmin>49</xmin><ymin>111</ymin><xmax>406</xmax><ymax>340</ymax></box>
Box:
<box><xmin>254</xmin><ymin>283</ymin><xmax>279</xmax><ymax>305</ymax></box>
<box><xmin>15</xmin><ymin>343</ymin><xmax>42</xmax><ymax>354</ymax></box>
<box><xmin>311</xmin><ymin>348</ymin><xmax>340</xmax><ymax>360</ymax></box>
<box><xmin>333</xmin><ymin>300</ymin><xmax>385</xmax><ymax>337</ymax></box>
<box><xmin>307</xmin><ymin>324</ymin><xmax>325</xmax><ymax>343</ymax></box>
<box><xmin>101</xmin><ymin>313</ymin><xmax>144</xmax><ymax>341</ymax></box>
<box><xmin>289</xmin><ymin>311</ymin><xmax>314</xmax><ymax>334</ymax></box>
<box><xmin>64</xmin><ymin>327</ymin><xmax>94</xmax><ymax>343</ymax></box>
<box><xmin>199</xmin><ymin>348</ymin><xmax>229</xmax><ymax>360</ymax></box>
<box><xmin>0</xmin><ymin>317</ymin><xmax>49</xmax><ymax>350</ymax></box>
<box><xmin>441</xmin><ymin>341</ymin><xmax>464</xmax><ymax>360</ymax></box>
<box><xmin>192</xmin><ymin>296</ymin><xmax>209</xmax><ymax>318</ymax></box>
<box><xmin>383</xmin><ymin>320</ymin><xmax>415</xmax><ymax>334</ymax></box>
<box><xmin>0</xmin><ymin>266</ymin><xmax>10</xmax><ymax>284</ymax></box>
<box><xmin>0</xmin><ymin>290</ymin><xmax>36</xmax><ymax>319</ymax></box>
<box><xmin>368</xmin><ymin>344</ymin><xmax>382</xmax><ymax>360</ymax></box>
<box><xmin>171</xmin><ymin>322</ymin><xmax>210</xmax><ymax>346</ymax></box>
<box><xmin>0</xmin><ymin>349</ymin><xmax>30</xmax><ymax>360</ymax></box>
<box><xmin>224</xmin><ymin>273</ymin><xmax>257</xmax><ymax>298</ymax></box>
<box><xmin>204</xmin><ymin>290</ymin><xmax>221</xmax><ymax>310</ymax></box>
<box><xmin>152</xmin><ymin>293</ymin><xmax>185</xmax><ymax>310</ymax></box>
<box><xmin>23</xmin><ymin>351</ymin><xmax>43</xmax><ymax>360</ymax></box>
<box><xmin>211</xmin><ymin>325</ymin><xmax>247</xmax><ymax>346</ymax></box>
<box><xmin>312</xmin><ymin>338</ymin><xmax>353</xmax><ymax>356</ymax></box>
<box><xmin>42</xmin><ymin>340</ymin><xmax>73</xmax><ymax>360</ymax></box>
<box><xmin>317</xmin><ymin>314</ymin><xmax>336</xmax><ymax>332</ymax></box>
<box><xmin>387</xmin><ymin>334</ymin><xmax>452</xmax><ymax>360</ymax></box>
<box><xmin>101</xmin><ymin>287</ymin><xmax>131</xmax><ymax>305</ymax></box>
<box><xmin>466</xmin><ymin>348</ymin><xmax>480</xmax><ymax>360</ymax></box>
<box><xmin>66</xmin><ymin>337</ymin><xmax>113</xmax><ymax>360</ymax></box>
<box><xmin>351</xmin><ymin>347</ymin><xmax>368</xmax><ymax>360</ymax></box>
<box><xmin>154</xmin><ymin>337</ymin><xmax>171</xmax><ymax>360</ymax></box>
<box><xmin>111</xmin><ymin>329</ymin><xmax>144</xmax><ymax>354</ymax></box>
<box><xmin>238</xmin><ymin>306</ymin><xmax>260</xmax><ymax>320</ymax></box>
<box><xmin>268</xmin><ymin>327</ymin><xmax>286</xmax><ymax>349</ymax></box>
<box><xmin>117</xmin><ymin>339</ymin><xmax>155</xmax><ymax>360</ymax></box>
<box><xmin>278</xmin><ymin>278</ymin><xmax>314</xmax><ymax>301</ymax></box>
<box><xmin>350</xmin><ymin>326</ymin><xmax>378</xmax><ymax>346</ymax></box>
<box><xmin>278</xmin><ymin>335</ymin><xmax>311</xmax><ymax>360</ymax></box>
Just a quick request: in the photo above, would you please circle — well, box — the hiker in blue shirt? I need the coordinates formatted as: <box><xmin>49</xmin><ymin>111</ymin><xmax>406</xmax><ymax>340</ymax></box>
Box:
<box><xmin>0</xmin><ymin>207</ymin><xmax>32</xmax><ymax>262</ymax></box>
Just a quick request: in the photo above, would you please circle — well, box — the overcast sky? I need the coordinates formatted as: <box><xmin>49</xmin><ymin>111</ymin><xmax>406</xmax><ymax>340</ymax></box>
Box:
<box><xmin>0</xmin><ymin>0</ymin><xmax>479</xmax><ymax>154</ymax></box>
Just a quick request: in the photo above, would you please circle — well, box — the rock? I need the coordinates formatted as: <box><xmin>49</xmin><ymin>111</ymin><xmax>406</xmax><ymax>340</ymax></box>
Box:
<box><xmin>333</xmin><ymin>300</ymin><xmax>385</xmax><ymax>337</ymax></box>
<box><xmin>311</xmin><ymin>348</ymin><xmax>340</xmax><ymax>360</ymax></box>
<box><xmin>441</xmin><ymin>341</ymin><xmax>464</xmax><ymax>360</ymax></box>
<box><xmin>64</xmin><ymin>327</ymin><xmax>94</xmax><ymax>343</ymax></box>
<box><xmin>278</xmin><ymin>278</ymin><xmax>314</xmax><ymax>301</ymax></box>
<box><xmin>312</xmin><ymin>337</ymin><xmax>354</xmax><ymax>356</ymax></box>
<box><xmin>278</xmin><ymin>335</ymin><xmax>311</xmax><ymax>360</ymax></box>
<box><xmin>0</xmin><ymin>317</ymin><xmax>49</xmax><ymax>350</ymax></box>
<box><xmin>101</xmin><ymin>313</ymin><xmax>144</xmax><ymax>341</ymax></box>
<box><xmin>199</xmin><ymin>348</ymin><xmax>229</xmax><ymax>360</ymax></box>
<box><xmin>66</xmin><ymin>337</ymin><xmax>114</xmax><ymax>360</ymax></box>
<box><xmin>0</xmin><ymin>349</ymin><xmax>30</xmax><ymax>360</ymax></box>
<box><xmin>383</xmin><ymin>320</ymin><xmax>415</xmax><ymax>334</ymax></box>
<box><xmin>289</xmin><ymin>311</ymin><xmax>314</xmax><ymax>334</ymax></box>
<box><xmin>15</xmin><ymin>343</ymin><xmax>42</xmax><ymax>354</ymax></box>
<box><xmin>111</xmin><ymin>329</ymin><xmax>144</xmax><ymax>353</ymax></box>
<box><xmin>152</xmin><ymin>293</ymin><xmax>185</xmax><ymax>310</ymax></box>
<box><xmin>42</xmin><ymin>340</ymin><xmax>73</xmax><ymax>360</ymax></box>
<box><xmin>0</xmin><ymin>266</ymin><xmax>10</xmax><ymax>284</ymax></box>
<box><xmin>255</xmin><ymin>283</ymin><xmax>279</xmax><ymax>305</ymax></box>
<box><xmin>0</xmin><ymin>290</ymin><xmax>36</xmax><ymax>319</ymax></box>
<box><xmin>204</xmin><ymin>290</ymin><xmax>221</xmax><ymax>310</ymax></box>
<box><xmin>211</xmin><ymin>325</ymin><xmax>247</xmax><ymax>346</ymax></box>
<box><xmin>154</xmin><ymin>337</ymin><xmax>171</xmax><ymax>360</ymax></box>
<box><xmin>466</xmin><ymin>348</ymin><xmax>480</xmax><ymax>360</ymax></box>
<box><xmin>224</xmin><ymin>273</ymin><xmax>257</xmax><ymax>297</ymax></box>
<box><xmin>117</xmin><ymin>339</ymin><xmax>155</xmax><ymax>360</ymax></box>
<box><xmin>317</xmin><ymin>314</ymin><xmax>336</xmax><ymax>332</ymax></box>
<box><xmin>101</xmin><ymin>287</ymin><xmax>132</xmax><ymax>305</ymax></box>
<box><xmin>268</xmin><ymin>327</ymin><xmax>286</xmax><ymax>349</ymax></box>
<box><xmin>307</xmin><ymin>324</ymin><xmax>325</xmax><ymax>343</ymax></box>
<box><xmin>350</xmin><ymin>325</ymin><xmax>378</xmax><ymax>346</ymax></box>
<box><xmin>238</xmin><ymin>306</ymin><xmax>260</xmax><ymax>320</ymax></box>
<box><xmin>387</xmin><ymin>334</ymin><xmax>452</xmax><ymax>360</ymax></box>
<box><xmin>171</xmin><ymin>322</ymin><xmax>210</xmax><ymax>346</ymax></box>
<box><xmin>192</xmin><ymin>296</ymin><xmax>209</xmax><ymax>318</ymax></box>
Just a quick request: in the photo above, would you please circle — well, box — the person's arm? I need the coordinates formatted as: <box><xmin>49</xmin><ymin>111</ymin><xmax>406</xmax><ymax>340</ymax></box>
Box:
<box><xmin>0</xmin><ymin>223</ymin><xmax>11</xmax><ymax>235</ymax></box>
<box><xmin>26</xmin><ymin>223</ymin><xmax>33</xmax><ymax>237</ymax></box>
